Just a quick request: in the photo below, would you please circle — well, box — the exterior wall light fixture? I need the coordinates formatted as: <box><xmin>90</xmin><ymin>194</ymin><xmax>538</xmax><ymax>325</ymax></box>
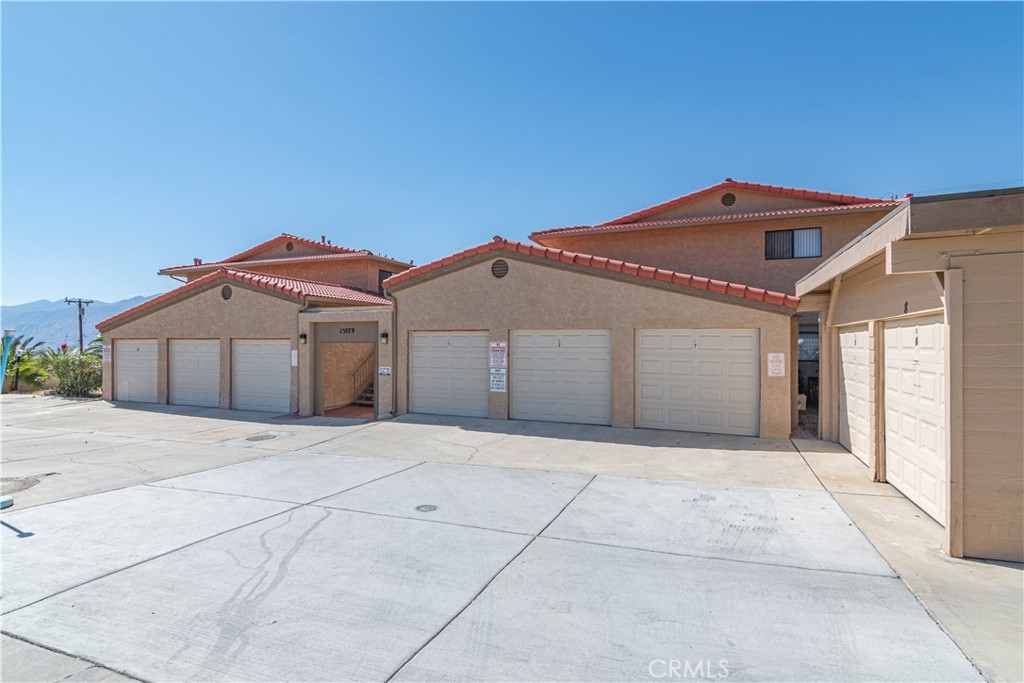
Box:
<box><xmin>299</xmin><ymin>333</ymin><xmax>308</xmax><ymax>345</ymax></box>
<box><xmin>380</xmin><ymin>331</ymin><xmax>389</xmax><ymax>345</ymax></box>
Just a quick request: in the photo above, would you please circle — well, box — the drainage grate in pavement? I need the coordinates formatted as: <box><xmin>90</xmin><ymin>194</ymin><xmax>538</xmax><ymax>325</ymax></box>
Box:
<box><xmin>221</xmin><ymin>431</ymin><xmax>294</xmax><ymax>448</ymax></box>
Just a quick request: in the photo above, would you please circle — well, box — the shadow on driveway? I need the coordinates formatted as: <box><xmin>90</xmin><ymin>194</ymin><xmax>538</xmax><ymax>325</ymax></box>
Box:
<box><xmin>389</xmin><ymin>412</ymin><xmax>796</xmax><ymax>453</ymax></box>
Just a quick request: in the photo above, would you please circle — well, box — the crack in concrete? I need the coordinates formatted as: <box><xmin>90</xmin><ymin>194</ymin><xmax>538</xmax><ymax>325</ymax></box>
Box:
<box><xmin>165</xmin><ymin>508</ymin><xmax>332</xmax><ymax>670</ymax></box>
<box><xmin>424</xmin><ymin>431</ymin><xmax>512</xmax><ymax>465</ymax></box>
<box><xmin>67</xmin><ymin>456</ymin><xmax>153</xmax><ymax>476</ymax></box>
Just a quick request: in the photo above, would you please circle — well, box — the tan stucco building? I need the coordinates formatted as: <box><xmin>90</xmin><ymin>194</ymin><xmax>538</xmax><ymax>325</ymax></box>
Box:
<box><xmin>98</xmin><ymin>234</ymin><xmax>405</xmax><ymax>420</ymax></box>
<box><xmin>385</xmin><ymin>238</ymin><xmax>800</xmax><ymax>439</ymax></box>
<box><xmin>531</xmin><ymin>179</ymin><xmax>901</xmax><ymax>296</ymax></box>
<box><xmin>96</xmin><ymin>181</ymin><xmax>1023</xmax><ymax>563</ymax></box>
<box><xmin>530</xmin><ymin>180</ymin><xmax>903</xmax><ymax>424</ymax></box>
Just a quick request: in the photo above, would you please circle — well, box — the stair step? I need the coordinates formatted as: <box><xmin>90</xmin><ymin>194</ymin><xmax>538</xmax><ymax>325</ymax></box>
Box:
<box><xmin>353</xmin><ymin>378</ymin><xmax>375</xmax><ymax>406</ymax></box>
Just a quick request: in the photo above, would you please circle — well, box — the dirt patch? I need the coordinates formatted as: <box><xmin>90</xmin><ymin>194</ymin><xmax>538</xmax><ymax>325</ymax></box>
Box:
<box><xmin>2</xmin><ymin>477</ymin><xmax>41</xmax><ymax>495</ymax></box>
<box><xmin>792</xmin><ymin>407</ymin><xmax>819</xmax><ymax>439</ymax></box>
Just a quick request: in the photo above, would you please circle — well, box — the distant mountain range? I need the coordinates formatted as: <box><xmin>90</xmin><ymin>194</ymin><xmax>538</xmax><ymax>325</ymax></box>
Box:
<box><xmin>0</xmin><ymin>296</ymin><xmax>157</xmax><ymax>349</ymax></box>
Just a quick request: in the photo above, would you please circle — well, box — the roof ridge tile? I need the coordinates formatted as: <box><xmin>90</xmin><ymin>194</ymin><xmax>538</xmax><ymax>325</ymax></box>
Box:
<box><xmin>98</xmin><ymin>266</ymin><xmax>390</xmax><ymax>331</ymax></box>
<box><xmin>383</xmin><ymin>237</ymin><xmax>799</xmax><ymax>311</ymax></box>
<box><xmin>160</xmin><ymin>250</ymin><xmax>409</xmax><ymax>274</ymax></box>
<box><xmin>531</xmin><ymin>199</ymin><xmax>901</xmax><ymax>239</ymax></box>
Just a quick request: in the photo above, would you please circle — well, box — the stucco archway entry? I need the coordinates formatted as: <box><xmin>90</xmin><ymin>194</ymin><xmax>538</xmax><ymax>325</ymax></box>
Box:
<box><xmin>298</xmin><ymin>307</ymin><xmax>395</xmax><ymax>420</ymax></box>
<box><xmin>314</xmin><ymin>322</ymin><xmax>379</xmax><ymax>417</ymax></box>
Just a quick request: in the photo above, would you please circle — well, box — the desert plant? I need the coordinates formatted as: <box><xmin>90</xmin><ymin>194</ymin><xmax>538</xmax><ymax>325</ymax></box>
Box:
<box><xmin>85</xmin><ymin>335</ymin><xmax>104</xmax><ymax>359</ymax></box>
<box><xmin>4</xmin><ymin>335</ymin><xmax>48</xmax><ymax>391</ymax></box>
<box><xmin>40</xmin><ymin>345</ymin><xmax>101</xmax><ymax>397</ymax></box>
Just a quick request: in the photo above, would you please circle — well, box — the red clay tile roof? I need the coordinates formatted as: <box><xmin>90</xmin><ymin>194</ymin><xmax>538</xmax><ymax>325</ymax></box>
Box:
<box><xmin>222</xmin><ymin>233</ymin><xmax>362</xmax><ymax>262</ymax></box>
<box><xmin>160</xmin><ymin>251</ymin><xmax>411</xmax><ymax>275</ymax></box>
<box><xmin>594</xmin><ymin>180</ymin><xmax>890</xmax><ymax>227</ymax></box>
<box><xmin>98</xmin><ymin>268</ymin><xmax>390</xmax><ymax>331</ymax></box>
<box><xmin>161</xmin><ymin>233</ymin><xmax>401</xmax><ymax>274</ymax></box>
<box><xmin>384</xmin><ymin>237</ymin><xmax>800</xmax><ymax>310</ymax></box>
<box><xmin>531</xmin><ymin>200</ymin><xmax>902</xmax><ymax>239</ymax></box>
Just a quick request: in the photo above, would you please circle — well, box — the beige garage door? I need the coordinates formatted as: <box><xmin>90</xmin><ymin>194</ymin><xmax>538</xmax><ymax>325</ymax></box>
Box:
<box><xmin>838</xmin><ymin>325</ymin><xmax>872</xmax><ymax>466</ymax></box>
<box><xmin>114</xmin><ymin>340</ymin><xmax>158</xmax><ymax>403</ymax></box>
<box><xmin>885</xmin><ymin>314</ymin><xmax>946</xmax><ymax>525</ymax></box>
<box><xmin>636</xmin><ymin>330</ymin><xmax>759</xmax><ymax>436</ymax></box>
<box><xmin>510</xmin><ymin>330</ymin><xmax>611</xmax><ymax>425</ymax></box>
<box><xmin>232</xmin><ymin>340</ymin><xmax>291</xmax><ymax>413</ymax></box>
<box><xmin>170</xmin><ymin>340</ymin><xmax>220</xmax><ymax>408</ymax></box>
<box><xmin>410</xmin><ymin>332</ymin><xmax>489</xmax><ymax>418</ymax></box>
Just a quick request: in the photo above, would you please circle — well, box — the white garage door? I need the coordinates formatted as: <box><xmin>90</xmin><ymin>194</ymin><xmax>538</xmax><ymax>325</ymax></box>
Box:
<box><xmin>885</xmin><ymin>315</ymin><xmax>946</xmax><ymax>525</ymax></box>
<box><xmin>170</xmin><ymin>340</ymin><xmax>221</xmax><ymax>407</ymax></box>
<box><xmin>636</xmin><ymin>330</ymin><xmax>759</xmax><ymax>436</ymax></box>
<box><xmin>114</xmin><ymin>340</ymin><xmax>158</xmax><ymax>403</ymax></box>
<box><xmin>232</xmin><ymin>340</ymin><xmax>291</xmax><ymax>413</ymax></box>
<box><xmin>510</xmin><ymin>330</ymin><xmax>611</xmax><ymax>425</ymax></box>
<box><xmin>838</xmin><ymin>325</ymin><xmax>872</xmax><ymax>466</ymax></box>
<box><xmin>410</xmin><ymin>332</ymin><xmax>489</xmax><ymax>418</ymax></box>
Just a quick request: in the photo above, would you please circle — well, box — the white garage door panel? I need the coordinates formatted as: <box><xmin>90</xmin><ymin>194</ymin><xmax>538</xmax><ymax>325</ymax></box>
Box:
<box><xmin>636</xmin><ymin>330</ymin><xmax>759</xmax><ymax>436</ymax></box>
<box><xmin>114</xmin><ymin>340</ymin><xmax>158</xmax><ymax>403</ymax></box>
<box><xmin>885</xmin><ymin>315</ymin><xmax>946</xmax><ymax>525</ymax></box>
<box><xmin>511</xmin><ymin>331</ymin><xmax>612</xmax><ymax>425</ymax></box>
<box><xmin>839</xmin><ymin>325</ymin><xmax>872</xmax><ymax>466</ymax></box>
<box><xmin>170</xmin><ymin>340</ymin><xmax>221</xmax><ymax>407</ymax></box>
<box><xmin>232</xmin><ymin>340</ymin><xmax>291</xmax><ymax>413</ymax></box>
<box><xmin>410</xmin><ymin>332</ymin><xmax>489</xmax><ymax>418</ymax></box>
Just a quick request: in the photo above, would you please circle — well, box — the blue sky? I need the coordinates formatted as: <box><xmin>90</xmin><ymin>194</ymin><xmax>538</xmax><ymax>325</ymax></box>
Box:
<box><xmin>2</xmin><ymin>2</ymin><xmax>1022</xmax><ymax>305</ymax></box>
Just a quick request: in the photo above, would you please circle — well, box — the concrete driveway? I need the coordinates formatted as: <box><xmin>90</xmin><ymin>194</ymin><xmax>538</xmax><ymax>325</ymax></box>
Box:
<box><xmin>1</xmin><ymin>397</ymin><xmax>1015</xmax><ymax>682</ymax></box>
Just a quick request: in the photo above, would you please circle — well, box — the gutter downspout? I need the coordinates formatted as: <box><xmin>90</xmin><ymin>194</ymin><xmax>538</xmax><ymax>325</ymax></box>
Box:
<box><xmin>296</xmin><ymin>298</ymin><xmax>311</xmax><ymax>415</ymax></box>
<box><xmin>390</xmin><ymin>293</ymin><xmax>398</xmax><ymax>416</ymax></box>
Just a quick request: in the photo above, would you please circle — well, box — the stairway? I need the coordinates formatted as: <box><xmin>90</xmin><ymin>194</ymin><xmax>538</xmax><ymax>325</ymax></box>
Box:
<box><xmin>353</xmin><ymin>382</ymin><xmax>374</xmax><ymax>407</ymax></box>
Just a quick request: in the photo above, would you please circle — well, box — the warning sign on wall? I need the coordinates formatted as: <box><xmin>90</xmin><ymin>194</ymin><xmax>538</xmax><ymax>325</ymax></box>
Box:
<box><xmin>489</xmin><ymin>342</ymin><xmax>508</xmax><ymax>368</ymax></box>
<box><xmin>489</xmin><ymin>368</ymin><xmax>507</xmax><ymax>392</ymax></box>
<box><xmin>767</xmin><ymin>353</ymin><xmax>786</xmax><ymax>377</ymax></box>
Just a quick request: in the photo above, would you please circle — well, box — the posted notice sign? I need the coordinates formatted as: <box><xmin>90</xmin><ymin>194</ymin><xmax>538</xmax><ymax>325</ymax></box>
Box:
<box><xmin>490</xmin><ymin>368</ymin><xmax>507</xmax><ymax>392</ymax></box>
<box><xmin>767</xmin><ymin>353</ymin><xmax>786</xmax><ymax>377</ymax></box>
<box><xmin>489</xmin><ymin>341</ymin><xmax>508</xmax><ymax>368</ymax></box>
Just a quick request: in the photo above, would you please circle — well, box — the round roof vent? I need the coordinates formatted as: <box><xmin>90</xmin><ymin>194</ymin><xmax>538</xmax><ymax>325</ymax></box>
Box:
<box><xmin>221</xmin><ymin>285</ymin><xmax>233</xmax><ymax>300</ymax></box>
<box><xmin>721</xmin><ymin>192</ymin><xmax>737</xmax><ymax>206</ymax></box>
<box><xmin>286</xmin><ymin>241</ymin><xmax>294</xmax><ymax>251</ymax></box>
<box><xmin>491</xmin><ymin>259</ymin><xmax>509</xmax><ymax>278</ymax></box>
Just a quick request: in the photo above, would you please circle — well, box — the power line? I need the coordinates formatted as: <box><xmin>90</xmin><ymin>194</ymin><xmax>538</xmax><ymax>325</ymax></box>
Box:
<box><xmin>64</xmin><ymin>298</ymin><xmax>94</xmax><ymax>353</ymax></box>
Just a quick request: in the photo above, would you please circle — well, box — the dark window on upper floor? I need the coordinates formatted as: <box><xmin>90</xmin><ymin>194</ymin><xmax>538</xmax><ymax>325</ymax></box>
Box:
<box><xmin>765</xmin><ymin>227</ymin><xmax>821</xmax><ymax>260</ymax></box>
<box><xmin>378</xmin><ymin>270</ymin><xmax>395</xmax><ymax>294</ymax></box>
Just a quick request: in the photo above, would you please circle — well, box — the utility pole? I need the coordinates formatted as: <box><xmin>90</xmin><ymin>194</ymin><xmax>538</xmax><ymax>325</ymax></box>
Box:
<box><xmin>64</xmin><ymin>298</ymin><xmax>94</xmax><ymax>353</ymax></box>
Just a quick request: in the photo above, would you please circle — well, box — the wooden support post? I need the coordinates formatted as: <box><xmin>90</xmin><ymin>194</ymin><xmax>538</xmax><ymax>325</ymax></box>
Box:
<box><xmin>821</xmin><ymin>276</ymin><xmax>843</xmax><ymax>441</ymax></box>
<box><xmin>871</xmin><ymin>320</ymin><xmax>886</xmax><ymax>482</ymax></box>
<box><xmin>945</xmin><ymin>269</ymin><xmax>964</xmax><ymax>558</ymax></box>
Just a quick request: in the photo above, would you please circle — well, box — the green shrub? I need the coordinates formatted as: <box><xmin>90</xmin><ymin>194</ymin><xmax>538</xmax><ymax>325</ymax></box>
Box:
<box><xmin>41</xmin><ymin>347</ymin><xmax>102</xmax><ymax>397</ymax></box>
<box><xmin>7</xmin><ymin>356</ymin><xmax>48</xmax><ymax>391</ymax></box>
